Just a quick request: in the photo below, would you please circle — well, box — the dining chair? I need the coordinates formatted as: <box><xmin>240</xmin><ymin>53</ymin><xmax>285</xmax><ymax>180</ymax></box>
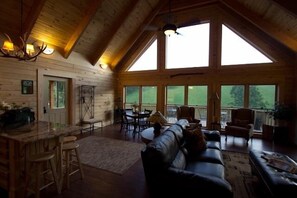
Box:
<box><xmin>120</xmin><ymin>109</ymin><xmax>135</xmax><ymax>132</ymax></box>
<box><xmin>137</xmin><ymin>111</ymin><xmax>152</xmax><ymax>131</ymax></box>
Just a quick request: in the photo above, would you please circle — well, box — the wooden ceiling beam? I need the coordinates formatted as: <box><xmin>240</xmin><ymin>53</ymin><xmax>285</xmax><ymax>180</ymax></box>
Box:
<box><xmin>270</xmin><ymin>0</ymin><xmax>297</xmax><ymax>17</ymax></box>
<box><xmin>63</xmin><ymin>0</ymin><xmax>103</xmax><ymax>59</ymax></box>
<box><xmin>23</xmin><ymin>0</ymin><xmax>46</xmax><ymax>37</ymax></box>
<box><xmin>111</xmin><ymin>0</ymin><xmax>168</xmax><ymax>68</ymax></box>
<box><xmin>90</xmin><ymin>0</ymin><xmax>141</xmax><ymax>66</ymax></box>
<box><xmin>220</xmin><ymin>0</ymin><xmax>297</xmax><ymax>53</ymax></box>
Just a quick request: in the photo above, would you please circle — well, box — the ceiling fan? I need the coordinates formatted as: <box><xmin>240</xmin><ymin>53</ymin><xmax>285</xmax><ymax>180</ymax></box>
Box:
<box><xmin>162</xmin><ymin>0</ymin><xmax>180</xmax><ymax>36</ymax></box>
<box><xmin>146</xmin><ymin>0</ymin><xmax>200</xmax><ymax>36</ymax></box>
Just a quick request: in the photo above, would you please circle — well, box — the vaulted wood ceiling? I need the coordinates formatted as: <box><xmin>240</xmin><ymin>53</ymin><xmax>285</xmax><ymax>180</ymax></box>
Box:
<box><xmin>0</xmin><ymin>0</ymin><xmax>296</xmax><ymax>70</ymax></box>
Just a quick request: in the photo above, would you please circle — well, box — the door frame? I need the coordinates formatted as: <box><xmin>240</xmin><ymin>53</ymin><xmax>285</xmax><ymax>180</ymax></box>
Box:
<box><xmin>37</xmin><ymin>69</ymin><xmax>76</xmax><ymax>125</ymax></box>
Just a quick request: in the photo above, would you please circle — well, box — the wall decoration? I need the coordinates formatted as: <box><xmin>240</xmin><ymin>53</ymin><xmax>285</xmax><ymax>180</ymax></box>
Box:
<box><xmin>21</xmin><ymin>80</ymin><xmax>33</xmax><ymax>94</ymax></box>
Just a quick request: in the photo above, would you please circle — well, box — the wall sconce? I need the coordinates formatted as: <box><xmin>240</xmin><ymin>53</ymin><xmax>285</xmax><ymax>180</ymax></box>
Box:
<box><xmin>100</xmin><ymin>63</ymin><xmax>108</xmax><ymax>69</ymax></box>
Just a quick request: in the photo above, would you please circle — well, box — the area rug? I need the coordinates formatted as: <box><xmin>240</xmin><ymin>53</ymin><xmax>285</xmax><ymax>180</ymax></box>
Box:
<box><xmin>77</xmin><ymin>136</ymin><xmax>145</xmax><ymax>175</ymax></box>
<box><xmin>222</xmin><ymin>150</ymin><xmax>270</xmax><ymax>198</ymax></box>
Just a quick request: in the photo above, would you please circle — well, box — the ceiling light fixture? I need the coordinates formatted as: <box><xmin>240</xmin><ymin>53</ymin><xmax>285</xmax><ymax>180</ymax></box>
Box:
<box><xmin>43</xmin><ymin>47</ymin><xmax>54</xmax><ymax>55</ymax></box>
<box><xmin>100</xmin><ymin>63</ymin><xmax>108</xmax><ymax>69</ymax></box>
<box><xmin>0</xmin><ymin>0</ymin><xmax>47</xmax><ymax>61</ymax></box>
<box><xmin>163</xmin><ymin>23</ymin><xmax>177</xmax><ymax>36</ymax></box>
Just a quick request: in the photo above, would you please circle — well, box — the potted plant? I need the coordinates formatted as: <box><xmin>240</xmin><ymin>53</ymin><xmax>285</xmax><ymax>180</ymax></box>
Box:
<box><xmin>267</xmin><ymin>102</ymin><xmax>294</xmax><ymax>144</ymax></box>
<box><xmin>269</xmin><ymin>102</ymin><xmax>294</xmax><ymax>125</ymax></box>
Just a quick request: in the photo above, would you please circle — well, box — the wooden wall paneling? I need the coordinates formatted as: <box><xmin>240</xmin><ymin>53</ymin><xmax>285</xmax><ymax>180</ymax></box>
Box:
<box><xmin>0</xmin><ymin>49</ymin><xmax>114</xmax><ymax>127</ymax></box>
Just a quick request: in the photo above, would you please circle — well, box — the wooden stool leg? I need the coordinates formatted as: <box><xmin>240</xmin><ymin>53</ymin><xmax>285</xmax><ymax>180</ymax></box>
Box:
<box><xmin>49</xmin><ymin>158</ymin><xmax>61</xmax><ymax>194</ymax></box>
<box><xmin>35</xmin><ymin>163</ymin><xmax>41</xmax><ymax>198</ymax></box>
<box><xmin>65</xmin><ymin>150</ymin><xmax>70</xmax><ymax>189</ymax></box>
<box><xmin>74</xmin><ymin>148</ymin><xmax>84</xmax><ymax>179</ymax></box>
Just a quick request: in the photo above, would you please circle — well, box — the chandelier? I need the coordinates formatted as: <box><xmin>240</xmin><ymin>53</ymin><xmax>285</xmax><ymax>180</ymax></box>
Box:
<box><xmin>0</xmin><ymin>0</ymin><xmax>47</xmax><ymax>61</ymax></box>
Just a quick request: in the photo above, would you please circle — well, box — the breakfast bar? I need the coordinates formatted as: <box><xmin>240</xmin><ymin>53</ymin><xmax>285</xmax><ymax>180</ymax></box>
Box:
<box><xmin>0</xmin><ymin>121</ymin><xmax>81</xmax><ymax>198</ymax></box>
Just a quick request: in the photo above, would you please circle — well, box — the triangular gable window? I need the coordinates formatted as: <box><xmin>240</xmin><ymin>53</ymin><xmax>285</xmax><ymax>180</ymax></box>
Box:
<box><xmin>221</xmin><ymin>25</ymin><xmax>273</xmax><ymax>66</ymax></box>
<box><xmin>128</xmin><ymin>40</ymin><xmax>157</xmax><ymax>71</ymax></box>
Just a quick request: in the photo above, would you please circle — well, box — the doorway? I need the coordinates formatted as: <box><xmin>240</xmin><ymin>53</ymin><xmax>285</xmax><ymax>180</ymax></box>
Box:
<box><xmin>42</xmin><ymin>76</ymin><xmax>69</xmax><ymax>124</ymax></box>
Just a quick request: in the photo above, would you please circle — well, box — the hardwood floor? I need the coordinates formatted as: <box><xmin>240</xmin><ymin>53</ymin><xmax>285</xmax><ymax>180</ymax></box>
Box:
<box><xmin>3</xmin><ymin>124</ymin><xmax>297</xmax><ymax>198</ymax></box>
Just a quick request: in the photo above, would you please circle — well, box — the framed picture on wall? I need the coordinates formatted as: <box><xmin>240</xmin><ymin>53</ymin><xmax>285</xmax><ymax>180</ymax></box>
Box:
<box><xmin>21</xmin><ymin>80</ymin><xmax>33</xmax><ymax>94</ymax></box>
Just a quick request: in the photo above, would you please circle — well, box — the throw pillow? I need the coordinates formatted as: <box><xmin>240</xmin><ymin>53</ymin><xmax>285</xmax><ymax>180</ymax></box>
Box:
<box><xmin>183</xmin><ymin>127</ymin><xmax>207</xmax><ymax>155</ymax></box>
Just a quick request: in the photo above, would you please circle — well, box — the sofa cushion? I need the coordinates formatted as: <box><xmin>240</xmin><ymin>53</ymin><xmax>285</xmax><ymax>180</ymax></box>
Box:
<box><xmin>188</xmin><ymin>148</ymin><xmax>224</xmax><ymax>165</ymax></box>
<box><xmin>183</xmin><ymin>126</ymin><xmax>207</xmax><ymax>155</ymax></box>
<box><xmin>186</xmin><ymin>161</ymin><xmax>225</xmax><ymax>179</ymax></box>
<box><xmin>171</xmin><ymin>150</ymin><xmax>187</xmax><ymax>169</ymax></box>
<box><xmin>206</xmin><ymin>141</ymin><xmax>221</xmax><ymax>150</ymax></box>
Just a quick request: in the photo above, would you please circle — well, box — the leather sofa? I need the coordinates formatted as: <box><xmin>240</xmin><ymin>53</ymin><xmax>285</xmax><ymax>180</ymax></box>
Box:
<box><xmin>141</xmin><ymin>119</ymin><xmax>233</xmax><ymax>197</ymax></box>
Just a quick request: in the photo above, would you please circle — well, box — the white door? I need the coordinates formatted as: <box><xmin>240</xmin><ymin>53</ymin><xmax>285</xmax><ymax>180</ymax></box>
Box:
<box><xmin>42</xmin><ymin>76</ymin><xmax>69</xmax><ymax>124</ymax></box>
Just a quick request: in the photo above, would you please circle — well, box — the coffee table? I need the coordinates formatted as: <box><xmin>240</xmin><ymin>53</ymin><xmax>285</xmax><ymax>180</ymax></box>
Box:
<box><xmin>249</xmin><ymin>149</ymin><xmax>297</xmax><ymax>197</ymax></box>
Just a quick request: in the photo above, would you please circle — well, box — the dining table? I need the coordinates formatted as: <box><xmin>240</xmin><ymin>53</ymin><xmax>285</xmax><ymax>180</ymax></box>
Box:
<box><xmin>0</xmin><ymin>121</ymin><xmax>81</xmax><ymax>198</ymax></box>
<box><xmin>125</xmin><ymin>111</ymin><xmax>151</xmax><ymax>135</ymax></box>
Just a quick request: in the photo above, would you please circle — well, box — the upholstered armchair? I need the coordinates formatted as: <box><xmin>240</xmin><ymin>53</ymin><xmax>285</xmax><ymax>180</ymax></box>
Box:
<box><xmin>176</xmin><ymin>106</ymin><xmax>201</xmax><ymax>125</ymax></box>
<box><xmin>225</xmin><ymin>108</ymin><xmax>255</xmax><ymax>144</ymax></box>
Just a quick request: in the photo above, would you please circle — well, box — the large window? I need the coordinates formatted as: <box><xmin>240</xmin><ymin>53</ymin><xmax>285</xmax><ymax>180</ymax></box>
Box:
<box><xmin>221</xmin><ymin>25</ymin><xmax>273</xmax><ymax>66</ymax></box>
<box><xmin>124</xmin><ymin>86</ymin><xmax>157</xmax><ymax>112</ymax></box>
<box><xmin>220</xmin><ymin>84</ymin><xmax>276</xmax><ymax>131</ymax></box>
<box><xmin>221</xmin><ymin>85</ymin><xmax>244</xmax><ymax>127</ymax></box>
<box><xmin>128</xmin><ymin>40</ymin><xmax>157</xmax><ymax>71</ymax></box>
<box><xmin>166</xmin><ymin>23</ymin><xmax>210</xmax><ymax>69</ymax></box>
<box><xmin>249</xmin><ymin>85</ymin><xmax>276</xmax><ymax>131</ymax></box>
<box><xmin>165</xmin><ymin>85</ymin><xmax>208</xmax><ymax>126</ymax></box>
<box><xmin>188</xmin><ymin>86</ymin><xmax>208</xmax><ymax>126</ymax></box>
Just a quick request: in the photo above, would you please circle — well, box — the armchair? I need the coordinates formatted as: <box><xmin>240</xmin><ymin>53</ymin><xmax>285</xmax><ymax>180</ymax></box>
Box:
<box><xmin>225</xmin><ymin>108</ymin><xmax>255</xmax><ymax>144</ymax></box>
<box><xmin>176</xmin><ymin>106</ymin><xmax>201</xmax><ymax>125</ymax></box>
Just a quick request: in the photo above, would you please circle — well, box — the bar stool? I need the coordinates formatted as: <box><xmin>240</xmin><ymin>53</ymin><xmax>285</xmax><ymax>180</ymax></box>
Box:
<box><xmin>63</xmin><ymin>135</ymin><xmax>77</xmax><ymax>143</ymax></box>
<box><xmin>25</xmin><ymin>151</ymin><xmax>61</xmax><ymax>198</ymax></box>
<box><xmin>62</xmin><ymin>142</ymin><xmax>84</xmax><ymax>189</ymax></box>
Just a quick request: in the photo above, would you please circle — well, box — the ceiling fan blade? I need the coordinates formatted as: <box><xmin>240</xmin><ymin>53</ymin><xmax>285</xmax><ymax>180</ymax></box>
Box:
<box><xmin>175</xmin><ymin>31</ymin><xmax>183</xmax><ymax>36</ymax></box>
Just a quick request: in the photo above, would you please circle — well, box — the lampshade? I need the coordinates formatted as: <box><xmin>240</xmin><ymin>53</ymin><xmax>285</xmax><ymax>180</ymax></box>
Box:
<box><xmin>2</xmin><ymin>41</ymin><xmax>14</xmax><ymax>51</ymax></box>
<box><xmin>26</xmin><ymin>44</ymin><xmax>35</xmax><ymax>55</ymax></box>
<box><xmin>147</xmin><ymin>111</ymin><xmax>168</xmax><ymax>125</ymax></box>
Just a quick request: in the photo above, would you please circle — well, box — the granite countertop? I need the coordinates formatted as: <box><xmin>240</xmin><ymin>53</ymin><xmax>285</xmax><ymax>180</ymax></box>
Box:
<box><xmin>0</xmin><ymin>121</ymin><xmax>81</xmax><ymax>143</ymax></box>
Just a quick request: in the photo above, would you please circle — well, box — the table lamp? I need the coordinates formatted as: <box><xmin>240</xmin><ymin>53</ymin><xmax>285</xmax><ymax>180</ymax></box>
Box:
<box><xmin>147</xmin><ymin>111</ymin><xmax>168</xmax><ymax>136</ymax></box>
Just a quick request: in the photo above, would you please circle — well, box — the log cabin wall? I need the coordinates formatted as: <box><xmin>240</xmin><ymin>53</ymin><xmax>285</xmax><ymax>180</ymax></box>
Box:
<box><xmin>116</xmin><ymin>5</ymin><xmax>297</xmax><ymax>144</ymax></box>
<box><xmin>0</xmin><ymin>52</ymin><xmax>114</xmax><ymax>127</ymax></box>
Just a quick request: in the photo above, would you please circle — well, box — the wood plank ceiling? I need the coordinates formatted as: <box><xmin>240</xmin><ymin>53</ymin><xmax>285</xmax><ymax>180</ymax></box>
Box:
<box><xmin>0</xmin><ymin>0</ymin><xmax>296</xmax><ymax>70</ymax></box>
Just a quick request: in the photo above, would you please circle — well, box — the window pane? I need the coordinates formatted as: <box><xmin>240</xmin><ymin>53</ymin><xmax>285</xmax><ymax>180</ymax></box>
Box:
<box><xmin>166</xmin><ymin>86</ymin><xmax>184</xmax><ymax>123</ymax></box>
<box><xmin>221</xmin><ymin>85</ymin><xmax>244</xmax><ymax>128</ymax></box>
<box><xmin>221</xmin><ymin>25</ymin><xmax>272</xmax><ymax>65</ymax></box>
<box><xmin>128</xmin><ymin>40</ymin><xmax>157</xmax><ymax>71</ymax></box>
<box><xmin>57</xmin><ymin>82</ymin><xmax>65</xmax><ymax>108</ymax></box>
<box><xmin>166</xmin><ymin>23</ymin><xmax>209</xmax><ymax>69</ymax></box>
<box><xmin>221</xmin><ymin>85</ymin><xmax>244</xmax><ymax>108</ymax></box>
<box><xmin>142</xmin><ymin>86</ymin><xmax>157</xmax><ymax>112</ymax></box>
<box><xmin>167</xmin><ymin>86</ymin><xmax>184</xmax><ymax>105</ymax></box>
<box><xmin>188</xmin><ymin>85</ymin><xmax>207</xmax><ymax>127</ymax></box>
<box><xmin>125</xmin><ymin>86</ymin><xmax>139</xmax><ymax>106</ymax></box>
<box><xmin>50</xmin><ymin>81</ymin><xmax>65</xmax><ymax>109</ymax></box>
<box><xmin>249</xmin><ymin>85</ymin><xmax>276</xmax><ymax>109</ymax></box>
<box><xmin>249</xmin><ymin>85</ymin><xmax>276</xmax><ymax>131</ymax></box>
